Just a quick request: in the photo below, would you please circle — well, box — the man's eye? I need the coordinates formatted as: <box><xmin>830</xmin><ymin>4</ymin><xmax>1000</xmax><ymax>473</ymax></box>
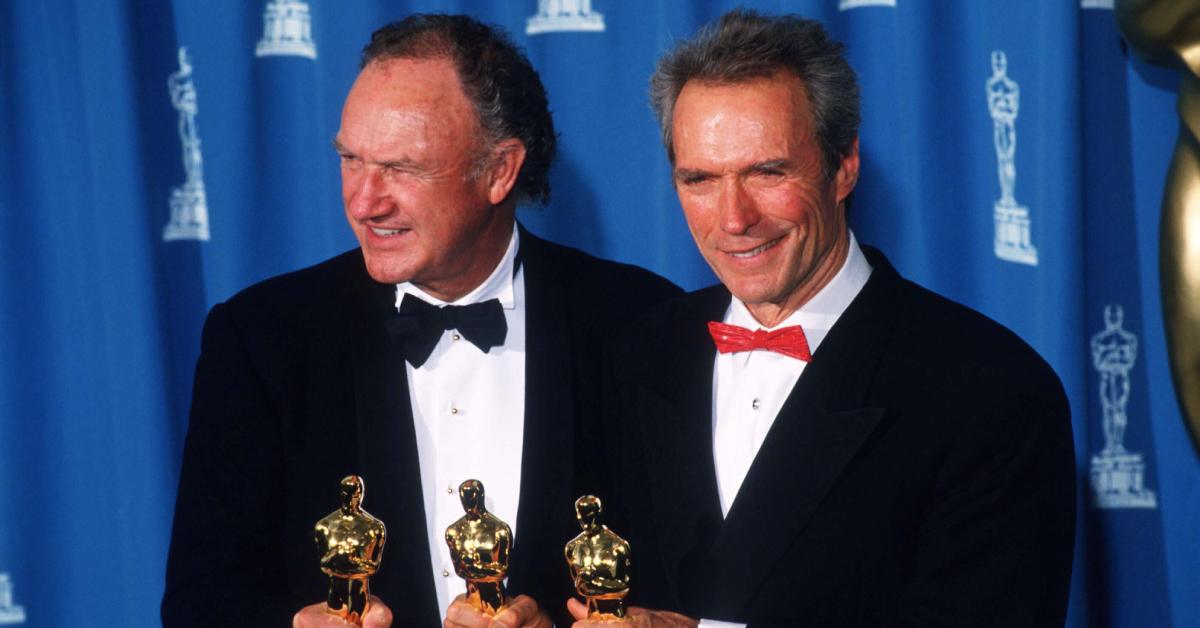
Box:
<box><xmin>382</xmin><ymin>164</ymin><xmax>413</xmax><ymax>179</ymax></box>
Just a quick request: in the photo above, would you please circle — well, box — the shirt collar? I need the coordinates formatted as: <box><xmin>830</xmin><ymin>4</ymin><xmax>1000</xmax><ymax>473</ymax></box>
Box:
<box><xmin>394</xmin><ymin>225</ymin><xmax>519</xmax><ymax>310</ymax></box>
<box><xmin>727</xmin><ymin>230</ymin><xmax>872</xmax><ymax>338</ymax></box>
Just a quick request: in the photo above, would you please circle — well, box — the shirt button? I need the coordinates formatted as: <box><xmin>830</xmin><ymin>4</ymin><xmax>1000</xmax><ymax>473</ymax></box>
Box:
<box><xmin>446</xmin><ymin>484</ymin><xmax>454</xmax><ymax>494</ymax></box>
<box><xmin>452</xmin><ymin>332</ymin><xmax>461</xmax><ymax>341</ymax></box>
<box><xmin>450</xmin><ymin>406</ymin><xmax>459</xmax><ymax>415</ymax></box>
<box><xmin>442</xmin><ymin>569</ymin><xmax>450</xmax><ymax>577</ymax></box>
<box><xmin>751</xmin><ymin>398</ymin><xmax>761</xmax><ymax>410</ymax></box>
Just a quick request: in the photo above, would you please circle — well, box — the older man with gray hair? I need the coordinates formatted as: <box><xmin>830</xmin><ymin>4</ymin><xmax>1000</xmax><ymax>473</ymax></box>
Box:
<box><xmin>584</xmin><ymin>10</ymin><xmax>1075</xmax><ymax>627</ymax></box>
<box><xmin>162</xmin><ymin>13</ymin><xmax>678</xmax><ymax>628</ymax></box>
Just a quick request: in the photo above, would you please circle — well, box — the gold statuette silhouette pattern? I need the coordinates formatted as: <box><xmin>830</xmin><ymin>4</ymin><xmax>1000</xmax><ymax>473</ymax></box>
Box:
<box><xmin>1116</xmin><ymin>0</ymin><xmax>1200</xmax><ymax>454</ymax></box>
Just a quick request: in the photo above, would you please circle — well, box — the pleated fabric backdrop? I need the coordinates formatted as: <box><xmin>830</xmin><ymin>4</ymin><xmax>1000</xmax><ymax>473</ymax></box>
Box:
<box><xmin>0</xmin><ymin>1</ymin><xmax>1194</xmax><ymax>625</ymax></box>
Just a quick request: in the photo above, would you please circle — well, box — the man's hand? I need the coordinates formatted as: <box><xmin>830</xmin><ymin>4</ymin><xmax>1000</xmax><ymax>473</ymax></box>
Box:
<box><xmin>444</xmin><ymin>594</ymin><xmax>552</xmax><ymax>628</ymax></box>
<box><xmin>293</xmin><ymin>596</ymin><xmax>393</xmax><ymax>628</ymax></box>
<box><xmin>567</xmin><ymin>598</ymin><xmax>698</xmax><ymax>628</ymax></box>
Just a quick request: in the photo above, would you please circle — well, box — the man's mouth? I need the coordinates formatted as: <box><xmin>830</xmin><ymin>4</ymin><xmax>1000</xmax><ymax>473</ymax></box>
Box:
<box><xmin>370</xmin><ymin>227</ymin><xmax>407</xmax><ymax>237</ymax></box>
<box><xmin>728</xmin><ymin>236</ymin><xmax>783</xmax><ymax>259</ymax></box>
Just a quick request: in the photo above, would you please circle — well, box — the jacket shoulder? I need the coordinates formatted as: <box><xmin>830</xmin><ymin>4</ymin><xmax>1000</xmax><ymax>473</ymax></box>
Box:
<box><xmin>222</xmin><ymin>249</ymin><xmax>365</xmax><ymax>312</ymax></box>
<box><xmin>527</xmin><ymin>234</ymin><xmax>683</xmax><ymax>314</ymax></box>
<box><xmin>899</xmin><ymin>279</ymin><xmax>1055</xmax><ymax>374</ymax></box>
<box><xmin>877</xmin><ymin>276</ymin><xmax>1068</xmax><ymax>424</ymax></box>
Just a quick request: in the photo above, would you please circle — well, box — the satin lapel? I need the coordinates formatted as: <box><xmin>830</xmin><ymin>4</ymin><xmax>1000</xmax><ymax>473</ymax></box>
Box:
<box><xmin>349</xmin><ymin>267</ymin><xmax>441</xmax><ymax>625</ymax></box>
<box><xmin>507</xmin><ymin>230</ymin><xmax>574</xmax><ymax>592</ymax></box>
<box><xmin>706</xmin><ymin>252</ymin><xmax>902</xmax><ymax>617</ymax></box>
<box><xmin>636</xmin><ymin>286</ymin><xmax>731</xmax><ymax>603</ymax></box>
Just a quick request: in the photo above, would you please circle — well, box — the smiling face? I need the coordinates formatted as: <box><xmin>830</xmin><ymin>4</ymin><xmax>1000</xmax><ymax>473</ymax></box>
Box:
<box><xmin>336</xmin><ymin>57</ymin><xmax>523</xmax><ymax>300</ymax></box>
<box><xmin>671</xmin><ymin>73</ymin><xmax>859</xmax><ymax>327</ymax></box>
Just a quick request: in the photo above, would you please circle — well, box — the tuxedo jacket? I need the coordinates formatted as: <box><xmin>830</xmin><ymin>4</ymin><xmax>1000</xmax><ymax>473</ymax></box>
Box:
<box><xmin>603</xmin><ymin>247</ymin><xmax>1075</xmax><ymax>628</ymax></box>
<box><xmin>161</xmin><ymin>227</ymin><xmax>680</xmax><ymax>627</ymax></box>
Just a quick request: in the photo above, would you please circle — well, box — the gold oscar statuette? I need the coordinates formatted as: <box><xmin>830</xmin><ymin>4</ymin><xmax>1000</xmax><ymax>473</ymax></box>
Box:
<box><xmin>313</xmin><ymin>475</ymin><xmax>387</xmax><ymax>626</ymax></box>
<box><xmin>564</xmin><ymin>495</ymin><xmax>631</xmax><ymax>622</ymax></box>
<box><xmin>1116</xmin><ymin>0</ymin><xmax>1200</xmax><ymax>454</ymax></box>
<box><xmin>446</xmin><ymin>479</ymin><xmax>512</xmax><ymax>616</ymax></box>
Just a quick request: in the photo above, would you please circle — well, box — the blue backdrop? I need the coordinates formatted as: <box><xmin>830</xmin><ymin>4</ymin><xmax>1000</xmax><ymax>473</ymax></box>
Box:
<box><xmin>1</xmin><ymin>1</ymin><xmax>1196</xmax><ymax>626</ymax></box>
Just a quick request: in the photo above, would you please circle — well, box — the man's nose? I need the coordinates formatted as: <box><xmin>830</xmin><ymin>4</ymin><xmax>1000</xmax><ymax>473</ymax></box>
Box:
<box><xmin>718</xmin><ymin>179</ymin><xmax>759</xmax><ymax>235</ymax></box>
<box><xmin>346</xmin><ymin>167</ymin><xmax>388</xmax><ymax>219</ymax></box>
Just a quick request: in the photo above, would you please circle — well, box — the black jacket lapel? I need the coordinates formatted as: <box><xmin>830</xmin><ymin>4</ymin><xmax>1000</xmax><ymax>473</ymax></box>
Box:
<box><xmin>705</xmin><ymin>250</ymin><xmax>903</xmax><ymax>617</ymax></box>
<box><xmin>349</xmin><ymin>267</ymin><xmax>441</xmax><ymax>626</ymax></box>
<box><xmin>506</xmin><ymin>229</ymin><xmax>575</xmax><ymax>597</ymax></box>
<box><xmin>634</xmin><ymin>286</ymin><xmax>730</xmax><ymax>605</ymax></box>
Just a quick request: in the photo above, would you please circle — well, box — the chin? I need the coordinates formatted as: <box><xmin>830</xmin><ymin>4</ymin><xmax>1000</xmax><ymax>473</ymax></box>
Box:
<box><xmin>362</xmin><ymin>260</ymin><xmax>410</xmax><ymax>285</ymax></box>
<box><xmin>720</xmin><ymin>276</ymin><xmax>775</xmax><ymax>304</ymax></box>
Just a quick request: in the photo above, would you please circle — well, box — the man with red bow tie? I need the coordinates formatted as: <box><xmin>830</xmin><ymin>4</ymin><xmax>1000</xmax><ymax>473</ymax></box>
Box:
<box><xmin>585</xmin><ymin>10</ymin><xmax>1076</xmax><ymax>628</ymax></box>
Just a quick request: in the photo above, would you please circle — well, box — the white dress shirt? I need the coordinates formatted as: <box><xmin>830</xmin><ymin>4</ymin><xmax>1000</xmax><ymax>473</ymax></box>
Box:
<box><xmin>396</xmin><ymin>226</ymin><xmax>525</xmax><ymax>619</ymax></box>
<box><xmin>701</xmin><ymin>233</ymin><xmax>871</xmax><ymax>628</ymax></box>
<box><xmin>712</xmin><ymin>232</ymin><xmax>872</xmax><ymax>517</ymax></box>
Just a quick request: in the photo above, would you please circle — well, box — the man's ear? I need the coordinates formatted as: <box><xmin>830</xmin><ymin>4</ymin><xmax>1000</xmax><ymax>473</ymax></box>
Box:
<box><xmin>485</xmin><ymin>138</ymin><xmax>527</xmax><ymax>205</ymax></box>
<box><xmin>835</xmin><ymin>137</ymin><xmax>860</xmax><ymax>204</ymax></box>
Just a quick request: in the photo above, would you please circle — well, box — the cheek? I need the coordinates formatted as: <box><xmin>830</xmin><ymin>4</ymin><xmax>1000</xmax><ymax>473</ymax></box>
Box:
<box><xmin>761</xmin><ymin>187</ymin><xmax>816</xmax><ymax>222</ymax></box>
<box><xmin>340</xmin><ymin>172</ymin><xmax>357</xmax><ymax>201</ymax></box>
<box><xmin>679</xmin><ymin>196</ymin><xmax>720</xmax><ymax>240</ymax></box>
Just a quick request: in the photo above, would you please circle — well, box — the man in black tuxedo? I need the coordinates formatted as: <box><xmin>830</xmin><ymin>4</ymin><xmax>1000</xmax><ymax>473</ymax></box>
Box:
<box><xmin>161</xmin><ymin>15</ymin><xmax>677</xmax><ymax>628</ymax></box>
<box><xmin>578</xmin><ymin>11</ymin><xmax>1075</xmax><ymax>628</ymax></box>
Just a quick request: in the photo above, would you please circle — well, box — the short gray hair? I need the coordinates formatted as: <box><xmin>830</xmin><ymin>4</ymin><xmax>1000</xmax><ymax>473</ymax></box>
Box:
<box><xmin>649</xmin><ymin>10</ymin><xmax>860</xmax><ymax>180</ymax></box>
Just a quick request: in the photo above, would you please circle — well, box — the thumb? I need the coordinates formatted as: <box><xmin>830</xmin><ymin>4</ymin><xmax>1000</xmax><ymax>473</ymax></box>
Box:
<box><xmin>362</xmin><ymin>595</ymin><xmax>393</xmax><ymax>628</ymax></box>
<box><xmin>566</xmin><ymin>597</ymin><xmax>589</xmax><ymax>621</ymax></box>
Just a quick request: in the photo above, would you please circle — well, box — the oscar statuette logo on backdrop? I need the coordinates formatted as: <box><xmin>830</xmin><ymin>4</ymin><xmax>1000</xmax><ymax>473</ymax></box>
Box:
<box><xmin>256</xmin><ymin>0</ymin><xmax>318</xmax><ymax>59</ymax></box>
<box><xmin>1089</xmin><ymin>305</ymin><xmax>1158</xmax><ymax>509</ymax></box>
<box><xmin>526</xmin><ymin>0</ymin><xmax>605</xmax><ymax>35</ymax></box>
<box><xmin>0</xmin><ymin>573</ymin><xmax>25</xmax><ymax>625</ymax></box>
<box><xmin>987</xmin><ymin>50</ymin><xmax>1039</xmax><ymax>266</ymax></box>
<box><xmin>162</xmin><ymin>47</ymin><xmax>210</xmax><ymax>243</ymax></box>
<box><xmin>839</xmin><ymin>0</ymin><xmax>897</xmax><ymax>10</ymax></box>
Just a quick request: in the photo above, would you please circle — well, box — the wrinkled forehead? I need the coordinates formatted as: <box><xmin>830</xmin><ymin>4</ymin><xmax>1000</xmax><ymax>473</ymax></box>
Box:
<box><xmin>671</xmin><ymin>74</ymin><xmax>818</xmax><ymax>165</ymax></box>
<box><xmin>340</xmin><ymin>56</ymin><xmax>482</xmax><ymax>141</ymax></box>
<box><xmin>674</xmin><ymin>74</ymin><xmax>813</xmax><ymax>133</ymax></box>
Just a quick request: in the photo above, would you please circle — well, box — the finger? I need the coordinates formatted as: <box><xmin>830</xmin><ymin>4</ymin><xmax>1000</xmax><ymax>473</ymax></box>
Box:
<box><xmin>363</xmin><ymin>595</ymin><xmax>394</xmax><ymax>628</ymax></box>
<box><xmin>445</xmin><ymin>597</ymin><xmax>490</xmax><ymax>628</ymax></box>
<box><xmin>626</xmin><ymin>607</ymin><xmax>698</xmax><ymax>628</ymax></box>
<box><xmin>493</xmin><ymin>595</ymin><xmax>537</xmax><ymax>628</ymax></box>
<box><xmin>293</xmin><ymin>601</ymin><xmax>343</xmax><ymax>628</ymax></box>
<box><xmin>292</xmin><ymin>602</ymin><xmax>317</xmax><ymax>627</ymax></box>
<box><xmin>566</xmin><ymin>597</ymin><xmax>589</xmax><ymax>621</ymax></box>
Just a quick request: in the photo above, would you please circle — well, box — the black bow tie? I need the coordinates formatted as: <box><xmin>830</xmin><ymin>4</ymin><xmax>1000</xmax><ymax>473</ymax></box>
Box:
<box><xmin>385</xmin><ymin>294</ymin><xmax>508</xmax><ymax>368</ymax></box>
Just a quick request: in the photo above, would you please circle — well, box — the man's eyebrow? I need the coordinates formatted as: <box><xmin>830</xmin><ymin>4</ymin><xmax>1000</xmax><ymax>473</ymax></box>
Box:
<box><xmin>674</xmin><ymin>167</ymin><xmax>713</xmax><ymax>180</ymax></box>
<box><xmin>674</xmin><ymin>159</ymin><xmax>792</xmax><ymax>180</ymax></box>
<box><xmin>331</xmin><ymin>139</ymin><xmax>421</xmax><ymax>171</ymax></box>
<box><xmin>377</xmin><ymin>156</ymin><xmax>423</xmax><ymax>171</ymax></box>
<box><xmin>743</xmin><ymin>159</ymin><xmax>790</xmax><ymax>174</ymax></box>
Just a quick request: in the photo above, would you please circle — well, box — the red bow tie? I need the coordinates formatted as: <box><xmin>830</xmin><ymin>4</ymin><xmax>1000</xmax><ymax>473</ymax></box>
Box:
<box><xmin>707</xmin><ymin>321</ymin><xmax>813</xmax><ymax>362</ymax></box>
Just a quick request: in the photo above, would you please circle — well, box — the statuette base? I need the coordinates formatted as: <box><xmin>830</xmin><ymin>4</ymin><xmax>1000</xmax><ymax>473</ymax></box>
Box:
<box><xmin>587</xmin><ymin>596</ymin><xmax>629</xmax><ymax>622</ymax></box>
<box><xmin>466</xmin><ymin>580</ymin><xmax>507</xmax><ymax>616</ymax></box>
